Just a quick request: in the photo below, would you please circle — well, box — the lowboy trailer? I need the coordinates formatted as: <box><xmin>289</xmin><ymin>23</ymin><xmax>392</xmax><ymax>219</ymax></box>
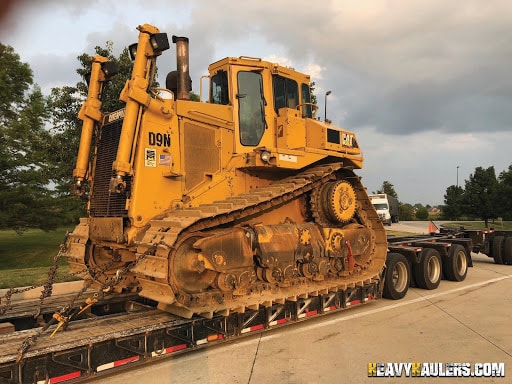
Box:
<box><xmin>3</xmin><ymin>226</ymin><xmax>511</xmax><ymax>383</ymax></box>
<box><xmin>457</xmin><ymin>227</ymin><xmax>512</xmax><ymax>265</ymax></box>
<box><xmin>1</xmin><ymin>282</ymin><xmax>380</xmax><ymax>384</ymax></box>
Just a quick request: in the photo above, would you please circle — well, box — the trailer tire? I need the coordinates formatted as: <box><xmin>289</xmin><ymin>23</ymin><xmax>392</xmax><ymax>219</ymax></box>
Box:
<box><xmin>443</xmin><ymin>244</ymin><xmax>468</xmax><ymax>281</ymax></box>
<box><xmin>493</xmin><ymin>236</ymin><xmax>505</xmax><ymax>265</ymax></box>
<box><xmin>414</xmin><ymin>248</ymin><xmax>442</xmax><ymax>290</ymax></box>
<box><xmin>504</xmin><ymin>237</ymin><xmax>512</xmax><ymax>265</ymax></box>
<box><xmin>383</xmin><ymin>253</ymin><xmax>410</xmax><ymax>300</ymax></box>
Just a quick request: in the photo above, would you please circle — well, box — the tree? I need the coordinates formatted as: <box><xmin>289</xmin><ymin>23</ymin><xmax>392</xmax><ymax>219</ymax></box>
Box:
<box><xmin>0</xmin><ymin>43</ymin><xmax>61</xmax><ymax>233</ymax></box>
<box><xmin>497</xmin><ymin>164</ymin><xmax>512</xmax><ymax>220</ymax></box>
<box><xmin>464</xmin><ymin>166</ymin><xmax>499</xmax><ymax>227</ymax></box>
<box><xmin>399</xmin><ymin>203</ymin><xmax>415</xmax><ymax>221</ymax></box>
<box><xmin>310</xmin><ymin>81</ymin><xmax>317</xmax><ymax>105</ymax></box>
<box><xmin>75</xmin><ymin>42</ymin><xmax>137</xmax><ymax>113</ymax></box>
<box><xmin>45</xmin><ymin>85</ymin><xmax>86</xmax><ymax>224</ymax></box>
<box><xmin>442</xmin><ymin>185</ymin><xmax>464</xmax><ymax>220</ymax></box>
<box><xmin>413</xmin><ymin>203</ymin><xmax>424</xmax><ymax>211</ymax></box>
<box><xmin>190</xmin><ymin>91</ymin><xmax>200</xmax><ymax>102</ymax></box>
<box><xmin>373</xmin><ymin>181</ymin><xmax>398</xmax><ymax>198</ymax></box>
<box><xmin>415</xmin><ymin>207</ymin><xmax>429</xmax><ymax>220</ymax></box>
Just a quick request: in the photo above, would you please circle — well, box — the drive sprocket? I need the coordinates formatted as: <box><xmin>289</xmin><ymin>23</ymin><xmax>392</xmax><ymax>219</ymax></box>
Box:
<box><xmin>311</xmin><ymin>180</ymin><xmax>357</xmax><ymax>225</ymax></box>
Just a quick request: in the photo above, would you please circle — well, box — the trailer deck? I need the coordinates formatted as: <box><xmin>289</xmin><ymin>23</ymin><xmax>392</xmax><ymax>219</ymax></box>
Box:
<box><xmin>0</xmin><ymin>281</ymin><xmax>379</xmax><ymax>383</ymax></box>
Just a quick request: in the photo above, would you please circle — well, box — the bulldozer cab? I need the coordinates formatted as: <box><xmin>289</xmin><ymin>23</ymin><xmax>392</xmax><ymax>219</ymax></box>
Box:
<box><xmin>207</xmin><ymin>57</ymin><xmax>315</xmax><ymax>154</ymax></box>
<box><xmin>205</xmin><ymin>56</ymin><xmax>362</xmax><ymax>171</ymax></box>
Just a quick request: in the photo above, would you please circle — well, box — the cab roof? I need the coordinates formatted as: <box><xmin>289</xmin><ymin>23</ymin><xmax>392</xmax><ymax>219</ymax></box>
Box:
<box><xmin>208</xmin><ymin>56</ymin><xmax>311</xmax><ymax>84</ymax></box>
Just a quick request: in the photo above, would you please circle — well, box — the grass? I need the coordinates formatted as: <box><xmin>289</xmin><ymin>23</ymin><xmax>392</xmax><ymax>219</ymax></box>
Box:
<box><xmin>441</xmin><ymin>221</ymin><xmax>512</xmax><ymax>230</ymax></box>
<box><xmin>0</xmin><ymin>265</ymin><xmax>76</xmax><ymax>289</ymax></box>
<box><xmin>386</xmin><ymin>220</ymin><xmax>512</xmax><ymax>237</ymax></box>
<box><xmin>0</xmin><ymin>227</ymin><xmax>79</xmax><ymax>288</ymax></box>
<box><xmin>386</xmin><ymin>230</ymin><xmax>416</xmax><ymax>237</ymax></box>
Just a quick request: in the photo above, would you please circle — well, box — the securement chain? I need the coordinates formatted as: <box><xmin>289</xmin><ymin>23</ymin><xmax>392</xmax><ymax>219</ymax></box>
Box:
<box><xmin>15</xmin><ymin>241</ymin><xmax>163</xmax><ymax>362</ymax></box>
<box><xmin>0</xmin><ymin>245</ymin><xmax>117</xmax><ymax>317</ymax></box>
<box><xmin>16</xmin><ymin>279</ymin><xmax>93</xmax><ymax>363</ymax></box>
<box><xmin>96</xmin><ymin>240</ymin><xmax>164</xmax><ymax>294</ymax></box>
<box><xmin>0</xmin><ymin>240</ymin><xmax>67</xmax><ymax>317</ymax></box>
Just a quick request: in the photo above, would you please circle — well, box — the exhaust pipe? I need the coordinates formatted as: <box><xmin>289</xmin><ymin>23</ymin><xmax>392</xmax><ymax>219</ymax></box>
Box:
<box><xmin>172</xmin><ymin>35</ymin><xmax>191</xmax><ymax>100</ymax></box>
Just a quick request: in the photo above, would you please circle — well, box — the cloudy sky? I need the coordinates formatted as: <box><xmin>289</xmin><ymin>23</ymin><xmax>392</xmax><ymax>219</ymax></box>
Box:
<box><xmin>1</xmin><ymin>0</ymin><xmax>511</xmax><ymax>205</ymax></box>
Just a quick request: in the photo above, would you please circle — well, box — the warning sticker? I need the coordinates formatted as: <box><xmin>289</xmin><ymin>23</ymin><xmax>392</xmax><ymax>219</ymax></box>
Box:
<box><xmin>278</xmin><ymin>153</ymin><xmax>298</xmax><ymax>163</ymax></box>
<box><xmin>145</xmin><ymin>148</ymin><xmax>157</xmax><ymax>167</ymax></box>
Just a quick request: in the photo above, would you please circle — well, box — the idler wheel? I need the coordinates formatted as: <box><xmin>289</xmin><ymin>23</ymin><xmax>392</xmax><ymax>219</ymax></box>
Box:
<box><xmin>85</xmin><ymin>244</ymin><xmax>129</xmax><ymax>287</ymax></box>
<box><xmin>171</xmin><ymin>234</ymin><xmax>217</xmax><ymax>293</ymax></box>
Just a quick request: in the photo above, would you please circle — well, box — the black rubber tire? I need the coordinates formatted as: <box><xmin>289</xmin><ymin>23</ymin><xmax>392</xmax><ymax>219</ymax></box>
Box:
<box><xmin>414</xmin><ymin>248</ymin><xmax>442</xmax><ymax>290</ymax></box>
<box><xmin>443</xmin><ymin>244</ymin><xmax>468</xmax><ymax>282</ymax></box>
<box><xmin>504</xmin><ymin>237</ymin><xmax>512</xmax><ymax>265</ymax></box>
<box><xmin>383</xmin><ymin>253</ymin><xmax>410</xmax><ymax>300</ymax></box>
<box><xmin>493</xmin><ymin>236</ymin><xmax>505</xmax><ymax>265</ymax></box>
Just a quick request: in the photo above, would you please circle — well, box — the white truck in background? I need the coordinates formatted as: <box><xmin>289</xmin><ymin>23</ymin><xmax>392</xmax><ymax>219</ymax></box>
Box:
<box><xmin>369</xmin><ymin>194</ymin><xmax>399</xmax><ymax>226</ymax></box>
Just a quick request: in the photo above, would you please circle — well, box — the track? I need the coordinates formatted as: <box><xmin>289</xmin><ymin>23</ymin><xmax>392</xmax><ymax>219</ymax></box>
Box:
<box><xmin>132</xmin><ymin>163</ymin><xmax>388</xmax><ymax>316</ymax></box>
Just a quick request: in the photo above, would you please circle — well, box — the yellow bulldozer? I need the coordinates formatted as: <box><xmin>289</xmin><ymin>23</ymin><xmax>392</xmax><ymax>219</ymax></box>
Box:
<box><xmin>64</xmin><ymin>24</ymin><xmax>387</xmax><ymax>318</ymax></box>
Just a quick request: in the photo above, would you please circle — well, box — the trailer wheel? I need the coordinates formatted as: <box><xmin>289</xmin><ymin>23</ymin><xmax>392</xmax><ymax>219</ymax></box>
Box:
<box><xmin>504</xmin><ymin>237</ymin><xmax>512</xmax><ymax>265</ymax></box>
<box><xmin>493</xmin><ymin>236</ymin><xmax>505</xmax><ymax>265</ymax></box>
<box><xmin>443</xmin><ymin>244</ymin><xmax>468</xmax><ymax>281</ymax></box>
<box><xmin>383</xmin><ymin>253</ymin><xmax>410</xmax><ymax>300</ymax></box>
<box><xmin>414</xmin><ymin>248</ymin><xmax>442</xmax><ymax>290</ymax></box>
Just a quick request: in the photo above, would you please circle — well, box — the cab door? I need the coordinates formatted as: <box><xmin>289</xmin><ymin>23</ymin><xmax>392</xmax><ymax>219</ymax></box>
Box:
<box><xmin>236</xmin><ymin>70</ymin><xmax>267</xmax><ymax>147</ymax></box>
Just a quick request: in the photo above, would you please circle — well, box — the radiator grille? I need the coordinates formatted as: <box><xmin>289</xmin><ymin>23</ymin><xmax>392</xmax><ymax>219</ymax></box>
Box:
<box><xmin>89</xmin><ymin>116</ymin><xmax>130</xmax><ymax>217</ymax></box>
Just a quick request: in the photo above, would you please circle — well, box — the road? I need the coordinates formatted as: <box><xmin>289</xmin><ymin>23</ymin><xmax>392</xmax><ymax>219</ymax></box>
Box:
<box><xmin>91</xmin><ymin>251</ymin><xmax>512</xmax><ymax>384</ymax></box>
<box><xmin>387</xmin><ymin>220</ymin><xmax>449</xmax><ymax>234</ymax></box>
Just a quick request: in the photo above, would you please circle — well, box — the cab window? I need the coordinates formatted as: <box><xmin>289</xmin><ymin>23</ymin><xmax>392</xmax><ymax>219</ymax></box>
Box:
<box><xmin>211</xmin><ymin>70</ymin><xmax>229</xmax><ymax>105</ymax></box>
<box><xmin>237</xmin><ymin>71</ymin><xmax>265</xmax><ymax>146</ymax></box>
<box><xmin>301</xmin><ymin>83</ymin><xmax>313</xmax><ymax>118</ymax></box>
<box><xmin>272</xmin><ymin>75</ymin><xmax>298</xmax><ymax>113</ymax></box>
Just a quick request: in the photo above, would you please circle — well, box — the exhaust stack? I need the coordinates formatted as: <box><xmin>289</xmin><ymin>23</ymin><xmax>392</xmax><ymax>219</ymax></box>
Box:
<box><xmin>172</xmin><ymin>35</ymin><xmax>191</xmax><ymax>100</ymax></box>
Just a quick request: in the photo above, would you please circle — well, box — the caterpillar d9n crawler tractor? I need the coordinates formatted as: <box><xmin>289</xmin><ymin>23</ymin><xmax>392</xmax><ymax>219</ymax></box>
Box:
<box><xmin>64</xmin><ymin>24</ymin><xmax>387</xmax><ymax>318</ymax></box>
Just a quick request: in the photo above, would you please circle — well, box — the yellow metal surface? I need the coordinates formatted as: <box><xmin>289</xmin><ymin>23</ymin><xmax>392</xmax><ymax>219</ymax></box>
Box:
<box><xmin>276</xmin><ymin>108</ymin><xmax>307</xmax><ymax>149</ymax></box>
<box><xmin>113</xmin><ymin>24</ymin><xmax>169</xmax><ymax>177</ymax></box>
<box><xmin>73</xmin><ymin>55</ymin><xmax>110</xmax><ymax>182</ymax></box>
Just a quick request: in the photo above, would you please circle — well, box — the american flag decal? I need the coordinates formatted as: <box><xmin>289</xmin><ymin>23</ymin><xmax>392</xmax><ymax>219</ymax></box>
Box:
<box><xmin>159</xmin><ymin>154</ymin><xmax>171</xmax><ymax>166</ymax></box>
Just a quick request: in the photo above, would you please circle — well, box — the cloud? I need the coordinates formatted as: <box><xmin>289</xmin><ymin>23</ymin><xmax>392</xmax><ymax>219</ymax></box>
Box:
<box><xmin>27</xmin><ymin>53</ymin><xmax>81</xmax><ymax>94</ymax></box>
<box><xmin>323</xmin><ymin>1</ymin><xmax>512</xmax><ymax>135</ymax></box>
<box><xmin>187</xmin><ymin>0</ymin><xmax>512</xmax><ymax>136</ymax></box>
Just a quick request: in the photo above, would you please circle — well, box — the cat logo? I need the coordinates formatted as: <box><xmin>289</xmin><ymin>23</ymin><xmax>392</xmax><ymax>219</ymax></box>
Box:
<box><xmin>342</xmin><ymin>133</ymin><xmax>354</xmax><ymax>147</ymax></box>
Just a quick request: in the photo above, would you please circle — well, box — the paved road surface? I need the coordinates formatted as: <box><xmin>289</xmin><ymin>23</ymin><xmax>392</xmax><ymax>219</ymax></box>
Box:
<box><xmin>387</xmin><ymin>220</ymin><xmax>449</xmax><ymax>234</ymax></box>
